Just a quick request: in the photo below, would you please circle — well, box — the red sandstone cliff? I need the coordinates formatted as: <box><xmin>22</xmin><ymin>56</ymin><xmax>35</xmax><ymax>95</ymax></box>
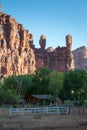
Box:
<box><xmin>35</xmin><ymin>34</ymin><xmax>73</xmax><ymax>72</ymax></box>
<box><xmin>0</xmin><ymin>11</ymin><xmax>36</xmax><ymax>78</ymax></box>
<box><xmin>0</xmin><ymin>11</ymin><xmax>73</xmax><ymax>78</ymax></box>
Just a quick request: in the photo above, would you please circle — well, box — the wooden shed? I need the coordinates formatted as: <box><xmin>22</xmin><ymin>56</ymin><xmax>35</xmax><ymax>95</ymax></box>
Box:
<box><xmin>25</xmin><ymin>94</ymin><xmax>52</xmax><ymax>105</ymax></box>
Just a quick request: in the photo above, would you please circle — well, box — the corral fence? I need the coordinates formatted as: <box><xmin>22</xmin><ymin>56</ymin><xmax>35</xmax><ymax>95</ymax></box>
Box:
<box><xmin>9</xmin><ymin>106</ymin><xmax>69</xmax><ymax>116</ymax></box>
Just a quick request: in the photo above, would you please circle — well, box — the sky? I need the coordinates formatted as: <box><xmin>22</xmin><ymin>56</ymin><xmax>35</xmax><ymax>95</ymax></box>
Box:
<box><xmin>0</xmin><ymin>0</ymin><xmax>87</xmax><ymax>50</ymax></box>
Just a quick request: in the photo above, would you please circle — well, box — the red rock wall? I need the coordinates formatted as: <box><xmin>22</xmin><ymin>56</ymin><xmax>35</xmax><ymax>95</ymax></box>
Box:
<box><xmin>0</xmin><ymin>12</ymin><xmax>36</xmax><ymax>78</ymax></box>
<box><xmin>0</xmin><ymin>12</ymin><xmax>73</xmax><ymax>78</ymax></box>
<box><xmin>35</xmin><ymin>35</ymin><xmax>73</xmax><ymax>72</ymax></box>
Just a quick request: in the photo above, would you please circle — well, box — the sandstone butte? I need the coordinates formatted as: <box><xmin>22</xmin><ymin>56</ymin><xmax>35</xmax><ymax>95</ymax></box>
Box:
<box><xmin>1</xmin><ymin>11</ymin><xmax>86</xmax><ymax>79</ymax></box>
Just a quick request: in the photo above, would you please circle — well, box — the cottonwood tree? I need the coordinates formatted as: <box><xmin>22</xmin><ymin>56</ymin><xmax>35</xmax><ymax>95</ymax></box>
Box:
<box><xmin>32</xmin><ymin>67</ymin><xmax>51</xmax><ymax>94</ymax></box>
<box><xmin>48</xmin><ymin>71</ymin><xmax>64</xmax><ymax>99</ymax></box>
<box><xmin>60</xmin><ymin>69</ymin><xmax>87</xmax><ymax>105</ymax></box>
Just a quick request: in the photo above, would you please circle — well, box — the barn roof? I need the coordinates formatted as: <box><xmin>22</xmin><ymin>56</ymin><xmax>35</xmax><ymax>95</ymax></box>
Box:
<box><xmin>32</xmin><ymin>95</ymin><xmax>52</xmax><ymax>100</ymax></box>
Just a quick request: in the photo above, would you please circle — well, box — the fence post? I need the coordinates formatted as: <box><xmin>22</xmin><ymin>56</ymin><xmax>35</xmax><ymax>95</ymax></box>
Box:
<box><xmin>46</xmin><ymin>107</ymin><xmax>48</xmax><ymax>114</ymax></box>
<box><xmin>57</xmin><ymin>107</ymin><xmax>59</xmax><ymax>115</ymax></box>
<box><xmin>9</xmin><ymin>108</ymin><xmax>12</xmax><ymax>115</ymax></box>
<box><xmin>67</xmin><ymin>107</ymin><xmax>69</xmax><ymax>115</ymax></box>
<box><xmin>21</xmin><ymin>108</ymin><xmax>24</xmax><ymax>116</ymax></box>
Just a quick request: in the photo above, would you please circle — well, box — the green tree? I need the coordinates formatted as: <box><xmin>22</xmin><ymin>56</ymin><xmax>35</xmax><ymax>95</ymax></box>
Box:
<box><xmin>0</xmin><ymin>82</ymin><xmax>19</xmax><ymax>105</ymax></box>
<box><xmin>0</xmin><ymin>85</ymin><xmax>5</xmax><ymax>103</ymax></box>
<box><xmin>3</xmin><ymin>89</ymin><xmax>19</xmax><ymax>105</ymax></box>
<box><xmin>60</xmin><ymin>69</ymin><xmax>87</xmax><ymax>104</ymax></box>
<box><xmin>3</xmin><ymin>75</ymin><xmax>32</xmax><ymax>98</ymax></box>
<box><xmin>3</xmin><ymin>76</ymin><xmax>17</xmax><ymax>91</ymax></box>
<box><xmin>48</xmin><ymin>71</ymin><xmax>64</xmax><ymax>99</ymax></box>
<box><xmin>32</xmin><ymin>67</ymin><xmax>51</xmax><ymax>94</ymax></box>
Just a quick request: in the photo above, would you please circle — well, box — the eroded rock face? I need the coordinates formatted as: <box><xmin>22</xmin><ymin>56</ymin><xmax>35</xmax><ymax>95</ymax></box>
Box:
<box><xmin>35</xmin><ymin>35</ymin><xmax>73</xmax><ymax>72</ymax></box>
<box><xmin>72</xmin><ymin>46</ymin><xmax>87</xmax><ymax>70</ymax></box>
<box><xmin>0</xmin><ymin>12</ymin><xmax>36</xmax><ymax>78</ymax></box>
<box><xmin>0</xmin><ymin>11</ymin><xmax>73</xmax><ymax>78</ymax></box>
<box><xmin>39</xmin><ymin>35</ymin><xmax>46</xmax><ymax>49</ymax></box>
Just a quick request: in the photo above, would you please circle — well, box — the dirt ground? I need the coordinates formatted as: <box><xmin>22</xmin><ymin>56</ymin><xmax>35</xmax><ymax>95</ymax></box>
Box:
<box><xmin>0</xmin><ymin>108</ymin><xmax>87</xmax><ymax>130</ymax></box>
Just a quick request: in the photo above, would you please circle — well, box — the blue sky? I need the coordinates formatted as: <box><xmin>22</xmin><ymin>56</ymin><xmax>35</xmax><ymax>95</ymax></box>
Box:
<box><xmin>1</xmin><ymin>0</ymin><xmax>87</xmax><ymax>50</ymax></box>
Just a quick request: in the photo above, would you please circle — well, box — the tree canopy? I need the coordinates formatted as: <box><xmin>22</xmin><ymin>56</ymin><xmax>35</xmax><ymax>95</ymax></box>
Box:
<box><xmin>0</xmin><ymin>68</ymin><xmax>87</xmax><ymax>106</ymax></box>
<box><xmin>32</xmin><ymin>67</ymin><xmax>51</xmax><ymax>94</ymax></box>
<box><xmin>3</xmin><ymin>75</ymin><xmax>32</xmax><ymax>97</ymax></box>
<box><xmin>59</xmin><ymin>69</ymin><xmax>87</xmax><ymax>104</ymax></box>
<box><xmin>48</xmin><ymin>71</ymin><xmax>64</xmax><ymax>99</ymax></box>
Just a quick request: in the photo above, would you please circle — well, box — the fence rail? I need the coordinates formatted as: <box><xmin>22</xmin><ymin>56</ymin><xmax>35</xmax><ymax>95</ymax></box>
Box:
<box><xmin>9</xmin><ymin>106</ymin><xmax>69</xmax><ymax>116</ymax></box>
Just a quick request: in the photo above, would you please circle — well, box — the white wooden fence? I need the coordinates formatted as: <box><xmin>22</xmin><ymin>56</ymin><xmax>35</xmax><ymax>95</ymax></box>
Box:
<box><xmin>9</xmin><ymin>106</ymin><xmax>69</xmax><ymax>116</ymax></box>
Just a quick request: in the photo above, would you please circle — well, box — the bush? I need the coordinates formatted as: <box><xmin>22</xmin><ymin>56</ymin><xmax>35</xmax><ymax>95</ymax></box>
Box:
<box><xmin>0</xmin><ymin>86</ymin><xmax>19</xmax><ymax>105</ymax></box>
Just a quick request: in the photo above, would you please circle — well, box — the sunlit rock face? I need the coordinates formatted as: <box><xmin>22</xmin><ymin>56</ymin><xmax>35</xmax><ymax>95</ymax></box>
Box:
<box><xmin>0</xmin><ymin>11</ymin><xmax>36</xmax><ymax>77</ymax></box>
<box><xmin>72</xmin><ymin>46</ymin><xmax>87</xmax><ymax>70</ymax></box>
<box><xmin>35</xmin><ymin>34</ymin><xmax>73</xmax><ymax>72</ymax></box>
<box><xmin>0</xmin><ymin>11</ymin><xmax>73</xmax><ymax>78</ymax></box>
